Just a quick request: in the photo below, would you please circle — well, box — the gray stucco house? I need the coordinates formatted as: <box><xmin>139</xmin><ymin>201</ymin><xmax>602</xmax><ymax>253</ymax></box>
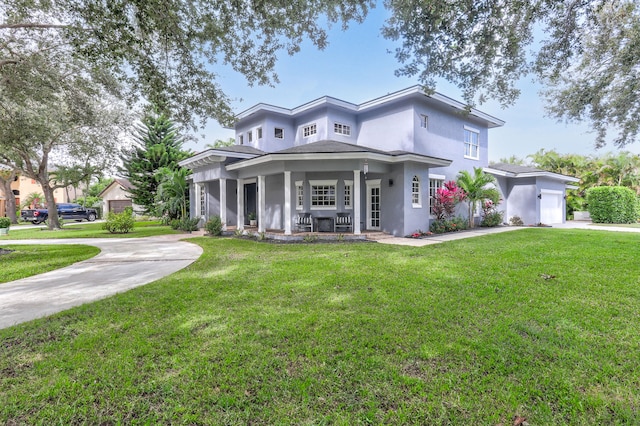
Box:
<box><xmin>179</xmin><ymin>86</ymin><xmax>576</xmax><ymax>236</ymax></box>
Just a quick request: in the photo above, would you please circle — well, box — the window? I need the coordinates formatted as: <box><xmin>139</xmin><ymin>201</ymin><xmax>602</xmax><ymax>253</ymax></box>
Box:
<box><xmin>247</xmin><ymin>130</ymin><xmax>253</xmax><ymax>143</ymax></box>
<box><xmin>334</xmin><ymin>123</ymin><xmax>351</xmax><ymax>136</ymax></box>
<box><xmin>429</xmin><ymin>177</ymin><xmax>444</xmax><ymax>215</ymax></box>
<box><xmin>274</xmin><ymin>128</ymin><xmax>284</xmax><ymax>139</ymax></box>
<box><xmin>257</xmin><ymin>127</ymin><xmax>263</xmax><ymax>139</ymax></box>
<box><xmin>412</xmin><ymin>176</ymin><xmax>421</xmax><ymax>207</ymax></box>
<box><xmin>295</xmin><ymin>181</ymin><xmax>304</xmax><ymax>210</ymax></box>
<box><xmin>199</xmin><ymin>184</ymin><xmax>206</xmax><ymax>216</ymax></box>
<box><xmin>239</xmin><ymin>134</ymin><xmax>244</xmax><ymax>145</ymax></box>
<box><xmin>309</xmin><ymin>180</ymin><xmax>337</xmax><ymax>209</ymax></box>
<box><xmin>303</xmin><ymin>123</ymin><xmax>317</xmax><ymax>138</ymax></box>
<box><xmin>420</xmin><ymin>114</ymin><xmax>428</xmax><ymax>129</ymax></box>
<box><xmin>344</xmin><ymin>180</ymin><xmax>353</xmax><ymax>209</ymax></box>
<box><xmin>464</xmin><ymin>126</ymin><xmax>479</xmax><ymax>159</ymax></box>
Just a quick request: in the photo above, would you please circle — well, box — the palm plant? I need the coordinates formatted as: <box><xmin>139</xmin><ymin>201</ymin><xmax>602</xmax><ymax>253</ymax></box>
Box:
<box><xmin>155</xmin><ymin>167</ymin><xmax>189</xmax><ymax>220</ymax></box>
<box><xmin>456</xmin><ymin>167</ymin><xmax>500</xmax><ymax>228</ymax></box>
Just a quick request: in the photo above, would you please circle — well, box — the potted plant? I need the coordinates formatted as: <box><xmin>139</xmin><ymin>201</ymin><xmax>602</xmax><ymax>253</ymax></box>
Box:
<box><xmin>0</xmin><ymin>217</ymin><xmax>11</xmax><ymax>236</ymax></box>
<box><xmin>248</xmin><ymin>212</ymin><xmax>257</xmax><ymax>226</ymax></box>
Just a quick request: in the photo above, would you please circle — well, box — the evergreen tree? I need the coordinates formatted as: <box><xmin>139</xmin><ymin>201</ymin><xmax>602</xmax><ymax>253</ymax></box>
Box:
<box><xmin>120</xmin><ymin>114</ymin><xmax>189</xmax><ymax>215</ymax></box>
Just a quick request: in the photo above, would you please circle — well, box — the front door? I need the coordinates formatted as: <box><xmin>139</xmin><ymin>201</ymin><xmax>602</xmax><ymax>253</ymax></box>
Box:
<box><xmin>366</xmin><ymin>180</ymin><xmax>381</xmax><ymax>230</ymax></box>
<box><xmin>244</xmin><ymin>182</ymin><xmax>257</xmax><ymax>223</ymax></box>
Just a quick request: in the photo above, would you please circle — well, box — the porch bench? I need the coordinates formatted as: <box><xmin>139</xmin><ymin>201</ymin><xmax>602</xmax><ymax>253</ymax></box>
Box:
<box><xmin>334</xmin><ymin>212</ymin><xmax>352</xmax><ymax>233</ymax></box>
<box><xmin>296</xmin><ymin>213</ymin><xmax>313</xmax><ymax>232</ymax></box>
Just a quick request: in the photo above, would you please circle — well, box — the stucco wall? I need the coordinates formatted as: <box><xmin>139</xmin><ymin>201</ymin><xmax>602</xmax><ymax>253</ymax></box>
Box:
<box><xmin>504</xmin><ymin>177</ymin><xmax>537</xmax><ymax>225</ymax></box>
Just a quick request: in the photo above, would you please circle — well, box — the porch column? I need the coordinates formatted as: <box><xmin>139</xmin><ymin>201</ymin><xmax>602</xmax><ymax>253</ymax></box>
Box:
<box><xmin>258</xmin><ymin>175</ymin><xmax>266</xmax><ymax>233</ymax></box>
<box><xmin>237</xmin><ymin>178</ymin><xmax>244</xmax><ymax>230</ymax></box>
<box><xmin>194</xmin><ymin>182</ymin><xmax>201</xmax><ymax>217</ymax></box>
<box><xmin>353</xmin><ymin>170</ymin><xmax>361</xmax><ymax>234</ymax></box>
<box><xmin>219</xmin><ymin>178</ymin><xmax>227</xmax><ymax>230</ymax></box>
<box><xmin>284</xmin><ymin>171</ymin><xmax>292</xmax><ymax>235</ymax></box>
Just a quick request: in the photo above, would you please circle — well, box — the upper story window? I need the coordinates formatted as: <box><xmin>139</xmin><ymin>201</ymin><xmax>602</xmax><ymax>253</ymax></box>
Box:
<box><xmin>464</xmin><ymin>126</ymin><xmax>479</xmax><ymax>160</ymax></box>
<box><xmin>247</xmin><ymin>130</ymin><xmax>253</xmax><ymax>143</ymax></box>
<box><xmin>420</xmin><ymin>114</ymin><xmax>428</xmax><ymax>129</ymax></box>
<box><xmin>412</xmin><ymin>176</ymin><xmax>421</xmax><ymax>208</ymax></box>
<box><xmin>334</xmin><ymin>123</ymin><xmax>351</xmax><ymax>136</ymax></box>
<box><xmin>257</xmin><ymin>127</ymin><xmax>263</xmax><ymax>139</ymax></box>
<box><xmin>303</xmin><ymin>123</ymin><xmax>317</xmax><ymax>138</ymax></box>
<box><xmin>239</xmin><ymin>134</ymin><xmax>244</xmax><ymax>145</ymax></box>
<box><xmin>274</xmin><ymin>128</ymin><xmax>284</xmax><ymax>139</ymax></box>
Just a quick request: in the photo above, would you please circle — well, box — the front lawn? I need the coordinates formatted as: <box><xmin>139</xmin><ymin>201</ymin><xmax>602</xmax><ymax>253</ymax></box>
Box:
<box><xmin>1</xmin><ymin>229</ymin><xmax>638</xmax><ymax>424</ymax></box>
<box><xmin>0</xmin><ymin>245</ymin><xmax>100</xmax><ymax>284</ymax></box>
<box><xmin>3</xmin><ymin>220</ymin><xmax>181</xmax><ymax>239</ymax></box>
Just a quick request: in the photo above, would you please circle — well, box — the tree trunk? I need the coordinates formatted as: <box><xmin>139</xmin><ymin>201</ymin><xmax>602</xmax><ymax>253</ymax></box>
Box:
<box><xmin>0</xmin><ymin>174</ymin><xmax>18</xmax><ymax>224</ymax></box>
<box><xmin>40</xmin><ymin>179</ymin><xmax>62</xmax><ymax>229</ymax></box>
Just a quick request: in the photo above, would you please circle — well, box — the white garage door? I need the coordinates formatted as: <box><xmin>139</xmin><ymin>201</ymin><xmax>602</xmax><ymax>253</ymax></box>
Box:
<box><xmin>540</xmin><ymin>190</ymin><xmax>563</xmax><ymax>224</ymax></box>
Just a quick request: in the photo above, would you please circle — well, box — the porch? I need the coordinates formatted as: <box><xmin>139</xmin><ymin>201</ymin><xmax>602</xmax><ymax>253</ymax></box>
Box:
<box><xmin>222</xmin><ymin>225</ymin><xmax>393</xmax><ymax>242</ymax></box>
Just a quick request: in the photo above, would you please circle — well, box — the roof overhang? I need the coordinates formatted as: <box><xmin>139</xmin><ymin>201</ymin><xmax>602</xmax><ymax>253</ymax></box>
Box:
<box><xmin>484</xmin><ymin>167</ymin><xmax>580</xmax><ymax>183</ymax></box>
<box><xmin>226</xmin><ymin>151</ymin><xmax>451</xmax><ymax>171</ymax></box>
<box><xmin>235</xmin><ymin>86</ymin><xmax>505</xmax><ymax>129</ymax></box>
<box><xmin>179</xmin><ymin>149</ymin><xmax>260</xmax><ymax>169</ymax></box>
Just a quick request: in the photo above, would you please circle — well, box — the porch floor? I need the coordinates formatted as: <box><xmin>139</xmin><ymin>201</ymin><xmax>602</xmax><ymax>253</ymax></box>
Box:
<box><xmin>222</xmin><ymin>226</ymin><xmax>393</xmax><ymax>242</ymax></box>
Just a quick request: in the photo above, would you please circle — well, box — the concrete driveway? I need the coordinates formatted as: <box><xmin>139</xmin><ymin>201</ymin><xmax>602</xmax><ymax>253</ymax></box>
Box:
<box><xmin>0</xmin><ymin>234</ymin><xmax>203</xmax><ymax>329</ymax></box>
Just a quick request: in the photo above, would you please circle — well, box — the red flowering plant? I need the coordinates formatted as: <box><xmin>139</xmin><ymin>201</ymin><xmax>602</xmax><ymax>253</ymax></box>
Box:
<box><xmin>431</xmin><ymin>181</ymin><xmax>466</xmax><ymax>220</ymax></box>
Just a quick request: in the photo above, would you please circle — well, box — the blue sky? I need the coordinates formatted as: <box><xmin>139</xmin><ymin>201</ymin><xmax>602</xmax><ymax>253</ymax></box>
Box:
<box><xmin>193</xmin><ymin>6</ymin><xmax>638</xmax><ymax>161</ymax></box>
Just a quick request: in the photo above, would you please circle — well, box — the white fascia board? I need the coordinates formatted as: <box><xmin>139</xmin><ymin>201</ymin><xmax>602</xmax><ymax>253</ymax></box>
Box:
<box><xmin>179</xmin><ymin>149</ymin><xmax>263</xmax><ymax>169</ymax></box>
<box><xmin>236</xmin><ymin>98</ymin><xmax>358</xmax><ymax>122</ymax></box>
<box><xmin>484</xmin><ymin>167</ymin><xmax>516</xmax><ymax>177</ymax></box>
<box><xmin>485</xmin><ymin>167</ymin><xmax>579</xmax><ymax>183</ymax></box>
<box><xmin>226</xmin><ymin>152</ymin><xmax>451</xmax><ymax>171</ymax></box>
<box><xmin>566</xmin><ymin>184</ymin><xmax>579</xmax><ymax>190</ymax></box>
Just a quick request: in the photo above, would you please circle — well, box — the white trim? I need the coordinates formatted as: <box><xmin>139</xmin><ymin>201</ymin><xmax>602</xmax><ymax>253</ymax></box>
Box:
<box><xmin>541</xmin><ymin>189</ymin><xmax>563</xmax><ymax>195</ymax></box>
<box><xmin>237</xmin><ymin>178</ymin><xmax>245</xmax><ymax>230</ymax></box>
<box><xmin>219</xmin><ymin>178</ymin><xmax>227</xmax><ymax>230</ymax></box>
<box><xmin>463</xmin><ymin>125</ymin><xmax>480</xmax><ymax>133</ymax></box>
<box><xmin>244</xmin><ymin>177</ymin><xmax>257</xmax><ymax>184</ymax></box>
<box><xmin>284</xmin><ymin>171</ymin><xmax>292</xmax><ymax>235</ymax></box>
<box><xmin>309</xmin><ymin>179</ymin><xmax>338</xmax><ymax>186</ymax></box>
<box><xmin>353</xmin><ymin>171</ymin><xmax>361</xmax><ymax>234</ymax></box>
<box><xmin>411</xmin><ymin>175</ymin><xmax>422</xmax><ymax>208</ymax></box>
<box><xmin>295</xmin><ymin>180</ymin><xmax>304</xmax><ymax>211</ymax></box>
<box><xmin>429</xmin><ymin>173</ymin><xmax>446</xmax><ymax>180</ymax></box>
<box><xmin>344</xmin><ymin>180</ymin><xmax>353</xmax><ymax>209</ymax></box>
<box><xmin>484</xmin><ymin>167</ymin><xmax>580</xmax><ymax>183</ymax></box>
<box><xmin>366</xmin><ymin>179</ymin><xmax>381</xmax><ymax>231</ymax></box>
<box><xmin>302</xmin><ymin>123</ymin><xmax>317</xmax><ymax>138</ymax></box>
<box><xmin>309</xmin><ymin>180</ymin><xmax>338</xmax><ymax>210</ymax></box>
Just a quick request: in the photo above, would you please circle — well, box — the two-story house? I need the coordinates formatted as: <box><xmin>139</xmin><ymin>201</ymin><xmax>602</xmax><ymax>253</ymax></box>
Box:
<box><xmin>179</xmin><ymin>86</ymin><xmax>577</xmax><ymax>236</ymax></box>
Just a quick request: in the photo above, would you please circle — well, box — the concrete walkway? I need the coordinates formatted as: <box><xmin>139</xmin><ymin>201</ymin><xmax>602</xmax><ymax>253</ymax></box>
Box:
<box><xmin>375</xmin><ymin>220</ymin><xmax>640</xmax><ymax>247</ymax></box>
<box><xmin>0</xmin><ymin>234</ymin><xmax>203</xmax><ymax>329</ymax></box>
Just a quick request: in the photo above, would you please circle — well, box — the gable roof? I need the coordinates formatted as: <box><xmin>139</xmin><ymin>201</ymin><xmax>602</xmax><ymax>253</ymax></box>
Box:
<box><xmin>485</xmin><ymin>163</ymin><xmax>580</xmax><ymax>183</ymax></box>
<box><xmin>98</xmin><ymin>178</ymin><xmax>134</xmax><ymax>198</ymax></box>
<box><xmin>235</xmin><ymin>85</ymin><xmax>505</xmax><ymax>129</ymax></box>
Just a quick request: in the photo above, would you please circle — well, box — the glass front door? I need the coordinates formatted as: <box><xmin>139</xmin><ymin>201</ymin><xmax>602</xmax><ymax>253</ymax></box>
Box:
<box><xmin>366</xmin><ymin>181</ymin><xmax>381</xmax><ymax>230</ymax></box>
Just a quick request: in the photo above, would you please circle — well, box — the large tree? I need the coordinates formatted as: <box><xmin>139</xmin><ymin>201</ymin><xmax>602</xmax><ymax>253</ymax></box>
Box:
<box><xmin>121</xmin><ymin>113</ymin><xmax>190</xmax><ymax>215</ymax></box>
<box><xmin>1</xmin><ymin>0</ymin><xmax>373</xmax><ymax>132</ymax></box>
<box><xmin>0</xmin><ymin>166</ymin><xmax>18</xmax><ymax>223</ymax></box>
<box><xmin>383</xmin><ymin>0</ymin><xmax>640</xmax><ymax>148</ymax></box>
<box><xmin>0</xmin><ymin>45</ymin><xmax>129</xmax><ymax>229</ymax></box>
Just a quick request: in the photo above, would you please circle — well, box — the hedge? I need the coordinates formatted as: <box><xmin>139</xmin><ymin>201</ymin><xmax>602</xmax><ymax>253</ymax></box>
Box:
<box><xmin>586</xmin><ymin>186</ymin><xmax>639</xmax><ymax>224</ymax></box>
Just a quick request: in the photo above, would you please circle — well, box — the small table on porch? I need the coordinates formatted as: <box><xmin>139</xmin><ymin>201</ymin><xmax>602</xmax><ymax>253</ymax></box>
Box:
<box><xmin>315</xmin><ymin>216</ymin><xmax>334</xmax><ymax>233</ymax></box>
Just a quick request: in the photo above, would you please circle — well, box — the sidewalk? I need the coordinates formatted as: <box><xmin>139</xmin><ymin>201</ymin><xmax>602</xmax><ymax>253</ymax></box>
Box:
<box><xmin>376</xmin><ymin>221</ymin><xmax>640</xmax><ymax>247</ymax></box>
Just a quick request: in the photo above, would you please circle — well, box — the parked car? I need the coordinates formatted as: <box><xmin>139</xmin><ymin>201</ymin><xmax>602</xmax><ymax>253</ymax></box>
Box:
<box><xmin>21</xmin><ymin>203</ymin><xmax>98</xmax><ymax>224</ymax></box>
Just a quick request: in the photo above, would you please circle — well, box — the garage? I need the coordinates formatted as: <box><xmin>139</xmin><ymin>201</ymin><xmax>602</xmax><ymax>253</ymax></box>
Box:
<box><xmin>108</xmin><ymin>199</ymin><xmax>133</xmax><ymax>214</ymax></box>
<box><xmin>540</xmin><ymin>190</ymin><xmax>564</xmax><ymax>224</ymax></box>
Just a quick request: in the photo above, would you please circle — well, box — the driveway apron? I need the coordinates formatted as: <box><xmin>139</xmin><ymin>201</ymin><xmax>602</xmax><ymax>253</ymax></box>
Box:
<box><xmin>0</xmin><ymin>235</ymin><xmax>203</xmax><ymax>329</ymax></box>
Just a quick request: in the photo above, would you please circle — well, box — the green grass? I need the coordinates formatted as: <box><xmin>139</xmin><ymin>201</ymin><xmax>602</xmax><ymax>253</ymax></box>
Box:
<box><xmin>0</xmin><ymin>245</ymin><xmax>100</xmax><ymax>283</ymax></box>
<box><xmin>591</xmin><ymin>222</ymin><xmax>640</xmax><ymax>228</ymax></box>
<box><xmin>1</xmin><ymin>229</ymin><xmax>639</xmax><ymax>424</ymax></box>
<box><xmin>3</xmin><ymin>220</ymin><xmax>181</xmax><ymax>239</ymax></box>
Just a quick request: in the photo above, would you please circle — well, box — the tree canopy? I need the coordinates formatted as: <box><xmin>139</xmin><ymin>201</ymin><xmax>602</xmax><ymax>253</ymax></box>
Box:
<box><xmin>383</xmin><ymin>0</ymin><xmax>640</xmax><ymax>148</ymax></box>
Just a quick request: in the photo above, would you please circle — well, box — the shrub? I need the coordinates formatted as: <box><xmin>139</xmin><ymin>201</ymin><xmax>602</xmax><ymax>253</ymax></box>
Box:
<box><xmin>481</xmin><ymin>211</ymin><xmax>503</xmax><ymax>227</ymax></box>
<box><xmin>431</xmin><ymin>181</ymin><xmax>466</xmax><ymax>220</ymax></box>
<box><xmin>0</xmin><ymin>217</ymin><xmax>11</xmax><ymax>228</ymax></box>
<box><xmin>429</xmin><ymin>216</ymin><xmax>468</xmax><ymax>234</ymax></box>
<box><xmin>586</xmin><ymin>186</ymin><xmax>639</xmax><ymax>224</ymax></box>
<box><xmin>509</xmin><ymin>216</ymin><xmax>524</xmax><ymax>226</ymax></box>
<box><xmin>178</xmin><ymin>217</ymin><xmax>200</xmax><ymax>232</ymax></box>
<box><xmin>204</xmin><ymin>216</ymin><xmax>224</xmax><ymax>236</ymax></box>
<box><xmin>103</xmin><ymin>208</ymin><xmax>135</xmax><ymax>234</ymax></box>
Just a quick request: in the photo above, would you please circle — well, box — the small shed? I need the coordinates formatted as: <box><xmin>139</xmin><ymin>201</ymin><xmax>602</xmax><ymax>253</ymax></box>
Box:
<box><xmin>99</xmin><ymin>178</ymin><xmax>137</xmax><ymax>216</ymax></box>
<box><xmin>485</xmin><ymin>163</ymin><xmax>580</xmax><ymax>225</ymax></box>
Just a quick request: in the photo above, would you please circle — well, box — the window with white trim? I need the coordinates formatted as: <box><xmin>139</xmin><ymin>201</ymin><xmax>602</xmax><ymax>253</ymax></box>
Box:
<box><xmin>420</xmin><ymin>114</ymin><xmax>428</xmax><ymax>129</ymax></box>
<box><xmin>247</xmin><ymin>130</ymin><xmax>253</xmax><ymax>143</ymax></box>
<box><xmin>411</xmin><ymin>176</ymin><xmax>421</xmax><ymax>207</ymax></box>
<box><xmin>464</xmin><ymin>127</ymin><xmax>479</xmax><ymax>159</ymax></box>
<box><xmin>239</xmin><ymin>134</ymin><xmax>244</xmax><ymax>145</ymax></box>
<box><xmin>309</xmin><ymin>180</ymin><xmax>337</xmax><ymax>209</ymax></box>
<box><xmin>334</xmin><ymin>123</ymin><xmax>351</xmax><ymax>136</ymax></box>
<box><xmin>295</xmin><ymin>181</ymin><xmax>304</xmax><ymax>210</ymax></box>
<box><xmin>429</xmin><ymin>178</ymin><xmax>444</xmax><ymax>215</ymax></box>
<box><xmin>303</xmin><ymin>123</ymin><xmax>317</xmax><ymax>138</ymax></box>
<box><xmin>199</xmin><ymin>184</ymin><xmax>206</xmax><ymax>217</ymax></box>
<box><xmin>274</xmin><ymin>128</ymin><xmax>284</xmax><ymax>139</ymax></box>
<box><xmin>344</xmin><ymin>180</ymin><xmax>353</xmax><ymax>209</ymax></box>
<box><xmin>257</xmin><ymin>127</ymin><xmax>263</xmax><ymax>139</ymax></box>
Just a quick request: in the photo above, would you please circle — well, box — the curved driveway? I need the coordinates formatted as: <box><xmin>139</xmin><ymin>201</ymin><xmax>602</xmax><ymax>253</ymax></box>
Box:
<box><xmin>0</xmin><ymin>234</ymin><xmax>203</xmax><ymax>329</ymax></box>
